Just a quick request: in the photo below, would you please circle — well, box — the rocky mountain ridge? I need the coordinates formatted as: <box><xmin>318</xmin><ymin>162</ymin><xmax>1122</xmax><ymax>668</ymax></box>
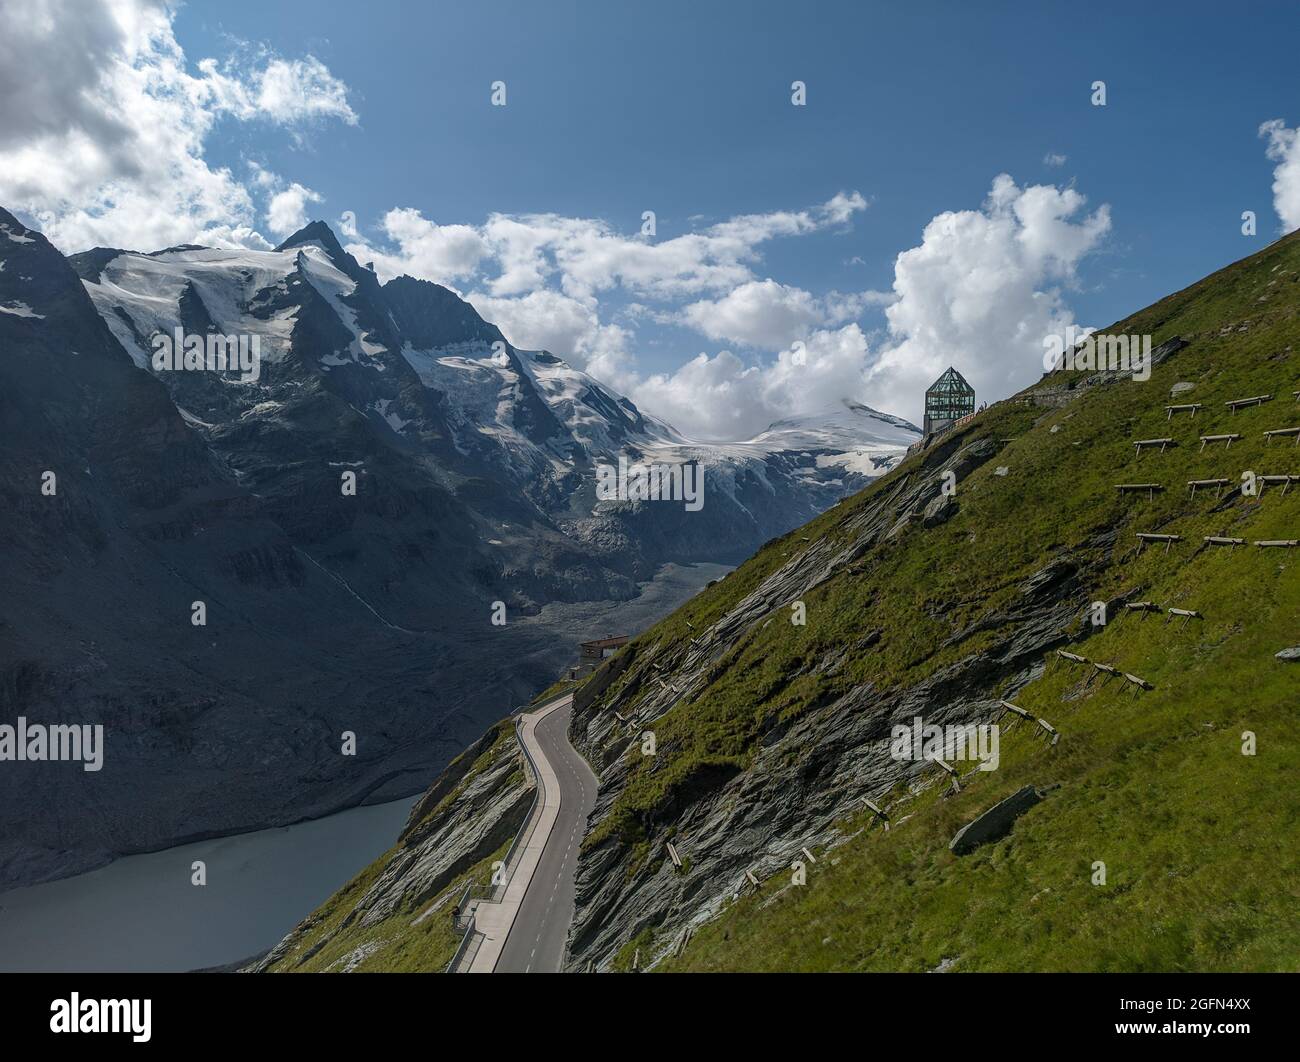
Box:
<box><xmin>0</xmin><ymin>207</ymin><xmax>913</xmax><ymax>889</ymax></box>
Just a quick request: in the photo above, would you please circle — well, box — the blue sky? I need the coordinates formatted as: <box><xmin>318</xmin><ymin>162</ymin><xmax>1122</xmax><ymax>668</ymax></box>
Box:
<box><xmin>4</xmin><ymin>0</ymin><xmax>1299</xmax><ymax>435</ymax></box>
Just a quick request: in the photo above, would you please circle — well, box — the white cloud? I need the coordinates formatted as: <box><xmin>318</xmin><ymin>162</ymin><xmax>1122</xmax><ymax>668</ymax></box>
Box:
<box><xmin>865</xmin><ymin>173</ymin><xmax>1110</xmax><ymax>420</ymax></box>
<box><xmin>682</xmin><ymin>280</ymin><xmax>824</xmax><ymax>349</ymax></box>
<box><xmin>0</xmin><ymin>0</ymin><xmax>356</xmax><ymax>251</ymax></box>
<box><xmin>243</xmin><ymin>57</ymin><xmax>357</xmax><ymax>126</ymax></box>
<box><xmin>620</xmin><ymin>175</ymin><xmax>1110</xmax><ymax>438</ymax></box>
<box><xmin>467</xmin><ymin>288</ymin><xmax>632</xmax><ymax>368</ymax></box>
<box><xmin>341</xmin><ymin>192</ymin><xmax>875</xmax><ymax>421</ymax></box>
<box><xmin>1043</xmin><ymin>152</ymin><xmax>1067</xmax><ymax>167</ymax></box>
<box><xmin>344</xmin><ymin>192</ymin><xmax>870</xmax><ymax>304</ymax></box>
<box><xmin>354</xmin><ymin>208</ymin><xmax>488</xmax><ymax>282</ymax></box>
<box><xmin>622</xmin><ymin>325</ymin><xmax>878</xmax><ymax>441</ymax></box>
<box><xmin>265</xmin><ymin>182</ymin><xmax>323</xmax><ymax>237</ymax></box>
<box><xmin>1260</xmin><ymin>119</ymin><xmax>1300</xmax><ymax>233</ymax></box>
<box><xmin>347</xmin><ymin>177</ymin><xmax>1107</xmax><ymax>438</ymax></box>
<box><xmin>681</xmin><ymin>279</ymin><xmax>888</xmax><ymax>350</ymax></box>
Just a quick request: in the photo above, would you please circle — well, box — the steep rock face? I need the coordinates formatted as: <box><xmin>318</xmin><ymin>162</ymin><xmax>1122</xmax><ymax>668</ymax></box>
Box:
<box><xmin>561</xmin><ymin>231</ymin><xmax>1300</xmax><ymax>973</ymax></box>
<box><xmin>562</xmin><ymin>433</ymin><xmax>1083</xmax><ymax>968</ymax></box>
<box><xmin>1</xmin><ymin>209</ymin><xmax>916</xmax><ymax>889</ymax></box>
<box><xmin>0</xmin><ymin>208</ymin><xmax>531</xmax><ymax>889</ymax></box>
<box><xmin>250</xmin><ymin>719</ymin><xmax>531</xmax><ymax>973</ymax></box>
<box><xmin>75</xmin><ymin>224</ymin><xmax>919</xmax><ymax>597</ymax></box>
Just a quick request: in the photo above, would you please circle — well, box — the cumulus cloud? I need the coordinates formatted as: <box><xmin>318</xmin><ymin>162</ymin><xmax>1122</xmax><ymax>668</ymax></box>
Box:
<box><xmin>341</xmin><ymin>191</ymin><xmax>873</xmax><ymax>401</ymax></box>
<box><xmin>265</xmin><ymin>182</ymin><xmax>323</xmax><ymax>237</ymax></box>
<box><xmin>346</xmin><ymin>176</ymin><xmax>1107</xmax><ymax>438</ymax></box>
<box><xmin>344</xmin><ymin>192</ymin><xmax>869</xmax><ymax>302</ymax></box>
<box><xmin>1260</xmin><ymin>119</ymin><xmax>1300</xmax><ymax>233</ymax></box>
<box><xmin>358</xmin><ymin>208</ymin><xmax>488</xmax><ymax>282</ymax></box>
<box><xmin>620</xmin><ymin>175</ymin><xmax>1110</xmax><ymax>438</ymax></box>
<box><xmin>0</xmin><ymin>0</ymin><xmax>356</xmax><ymax>251</ymax></box>
<box><xmin>865</xmin><ymin>173</ymin><xmax>1110</xmax><ymax>420</ymax></box>
<box><xmin>467</xmin><ymin>289</ymin><xmax>633</xmax><ymax>369</ymax></box>
<box><xmin>1043</xmin><ymin>152</ymin><xmax>1067</xmax><ymax>167</ymax></box>
<box><xmin>682</xmin><ymin>279</ymin><xmax>889</xmax><ymax>350</ymax></box>
<box><xmin>622</xmin><ymin>325</ymin><xmax>877</xmax><ymax>441</ymax></box>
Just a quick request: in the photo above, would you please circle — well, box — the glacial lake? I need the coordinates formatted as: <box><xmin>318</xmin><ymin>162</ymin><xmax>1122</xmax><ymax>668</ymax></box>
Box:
<box><xmin>0</xmin><ymin>560</ymin><xmax>733</xmax><ymax>973</ymax></box>
<box><xmin>0</xmin><ymin>796</ymin><xmax>416</xmax><ymax>972</ymax></box>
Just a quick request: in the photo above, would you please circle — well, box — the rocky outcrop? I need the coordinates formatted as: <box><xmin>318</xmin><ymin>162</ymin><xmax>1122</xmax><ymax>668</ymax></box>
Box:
<box><xmin>562</xmin><ymin>433</ymin><xmax>1098</xmax><ymax>970</ymax></box>
<box><xmin>1029</xmin><ymin>335</ymin><xmax>1189</xmax><ymax>408</ymax></box>
<box><xmin>1276</xmin><ymin>647</ymin><xmax>1300</xmax><ymax>662</ymax></box>
<box><xmin>248</xmin><ymin>721</ymin><xmax>531</xmax><ymax>971</ymax></box>
<box><xmin>1</xmin><ymin>208</ymin><xmax>911</xmax><ymax>890</ymax></box>
<box><xmin>949</xmin><ymin>785</ymin><xmax>1046</xmax><ymax>855</ymax></box>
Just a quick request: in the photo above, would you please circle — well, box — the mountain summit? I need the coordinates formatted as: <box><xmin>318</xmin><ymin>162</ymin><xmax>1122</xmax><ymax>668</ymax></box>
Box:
<box><xmin>260</xmin><ymin>228</ymin><xmax>1299</xmax><ymax>975</ymax></box>
<box><xmin>0</xmin><ymin>209</ymin><xmax>914</xmax><ymax>889</ymax></box>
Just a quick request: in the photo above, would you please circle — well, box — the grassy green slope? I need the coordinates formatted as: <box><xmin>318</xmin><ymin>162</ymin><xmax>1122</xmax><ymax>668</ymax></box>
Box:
<box><xmin>259</xmin><ymin>720</ymin><xmax>520</xmax><ymax>973</ymax></box>
<box><xmin>582</xmin><ymin>233</ymin><xmax>1300</xmax><ymax>971</ymax></box>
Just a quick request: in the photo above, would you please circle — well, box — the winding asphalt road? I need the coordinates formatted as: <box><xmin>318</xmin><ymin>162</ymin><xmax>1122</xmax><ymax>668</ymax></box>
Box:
<box><xmin>495</xmin><ymin>698</ymin><xmax>598</xmax><ymax>973</ymax></box>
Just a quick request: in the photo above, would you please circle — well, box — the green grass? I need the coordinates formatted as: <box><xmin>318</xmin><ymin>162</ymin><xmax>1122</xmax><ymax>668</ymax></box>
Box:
<box><xmin>531</xmin><ymin>677</ymin><xmax>578</xmax><ymax>705</ymax></box>
<box><xmin>261</xmin><ymin>838</ymin><xmax>511</xmax><ymax>973</ymax></box>
<box><xmin>262</xmin><ymin>718</ymin><xmax>522</xmax><ymax>973</ymax></box>
<box><xmin>581</xmin><ymin>231</ymin><xmax>1300</xmax><ymax>971</ymax></box>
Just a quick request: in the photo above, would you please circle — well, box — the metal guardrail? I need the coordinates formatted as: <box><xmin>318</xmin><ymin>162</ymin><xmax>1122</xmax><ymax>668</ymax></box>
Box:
<box><xmin>491</xmin><ymin>714</ymin><xmax>545</xmax><ymax>902</ymax></box>
<box><xmin>445</xmin><ymin>909</ymin><xmax>478</xmax><ymax>973</ymax></box>
<box><xmin>445</xmin><ymin>699</ymin><xmax>557</xmax><ymax>972</ymax></box>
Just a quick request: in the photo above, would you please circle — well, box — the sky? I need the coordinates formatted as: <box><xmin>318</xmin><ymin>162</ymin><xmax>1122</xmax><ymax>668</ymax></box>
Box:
<box><xmin>2</xmin><ymin>0</ymin><xmax>1298</xmax><ymax>437</ymax></box>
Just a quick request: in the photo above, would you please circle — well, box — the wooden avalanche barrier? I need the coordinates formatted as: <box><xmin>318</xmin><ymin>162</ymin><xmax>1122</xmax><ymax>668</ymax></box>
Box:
<box><xmin>929</xmin><ymin>757</ymin><xmax>961</xmax><ymax>793</ymax></box>
<box><xmin>1225</xmin><ymin>394</ymin><xmax>1271</xmax><ymax>412</ymax></box>
<box><xmin>1137</xmin><ymin>532</ymin><xmax>1182</xmax><ymax>553</ymax></box>
<box><xmin>1188</xmin><ymin>478</ymin><xmax>1231</xmax><ymax>499</ymax></box>
<box><xmin>999</xmin><ymin>700</ymin><xmax>1060</xmax><ymax>745</ymax></box>
<box><xmin>1260</xmin><ymin>474</ymin><xmax>1300</xmax><ymax>495</ymax></box>
<box><xmin>1133</xmin><ymin>438</ymin><xmax>1175</xmax><ymax>455</ymax></box>
<box><xmin>1116</xmin><ymin>483</ymin><xmax>1164</xmax><ymax>498</ymax></box>
<box><xmin>1199</xmin><ymin>433</ymin><xmax>1242</xmax><ymax>451</ymax></box>
<box><xmin>861</xmin><ymin>797</ymin><xmax>890</xmax><ymax>829</ymax></box>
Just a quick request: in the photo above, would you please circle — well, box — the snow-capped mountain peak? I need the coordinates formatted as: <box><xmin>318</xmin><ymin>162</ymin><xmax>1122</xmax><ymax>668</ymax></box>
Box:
<box><xmin>63</xmin><ymin>217</ymin><xmax>918</xmax><ymax>564</ymax></box>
